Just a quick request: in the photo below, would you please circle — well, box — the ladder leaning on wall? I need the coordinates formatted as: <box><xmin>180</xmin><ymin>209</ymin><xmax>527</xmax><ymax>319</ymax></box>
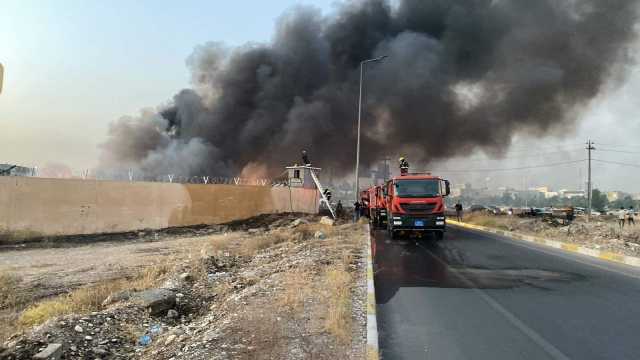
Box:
<box><xmin>308</xmin><ymin>167</ymin><xmax>336</xmax><ymax>219</ymax></box>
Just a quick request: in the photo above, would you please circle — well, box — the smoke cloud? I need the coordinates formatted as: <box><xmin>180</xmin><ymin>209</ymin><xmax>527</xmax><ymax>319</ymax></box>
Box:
<box><xmin>100</xmin><ymin>0</ymin><xmax>639</xmax><ymax>178</ymax></box>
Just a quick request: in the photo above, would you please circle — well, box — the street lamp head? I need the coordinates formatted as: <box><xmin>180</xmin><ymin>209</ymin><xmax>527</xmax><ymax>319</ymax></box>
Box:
<box><xmin>362</xmin><ymin>55</ymin><xmax>388</xmax><ymax>64</ymax></box>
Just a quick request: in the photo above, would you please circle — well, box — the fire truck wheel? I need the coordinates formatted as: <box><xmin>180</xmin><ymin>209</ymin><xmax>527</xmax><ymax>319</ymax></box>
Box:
<box><xmin>434</xmin><ymin>231</ymin><xmax>444</xmax><ymax>241</ymax></box>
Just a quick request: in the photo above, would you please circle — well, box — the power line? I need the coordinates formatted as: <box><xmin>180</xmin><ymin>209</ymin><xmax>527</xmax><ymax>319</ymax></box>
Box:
<box><xmin>591</xmin><ymin>143</ymin><xmax>640</xmax><ymax>149</ymax></box>
<box><xmin>425</xmin><ymin>159</ymin><xmax>586</xmax><ymax>173</ymax></box>
<box><xmin>597</xmin><ymin>148</ymin><xmax>640</xmax><ymax>155</ymax></box>
<box><xmin>456</xmin><ymin>148</ymin><xmax>583</xmax><ymax>163</ymax></box>
<box><xmin>592</xmin><ymin>159</ymin><xmax>640</xmax><ymax>168</ymax></box>
<box><xmin>481</xmin><ymin>145</ymin><xmax>584</xmax><ymax>156</ymax></box>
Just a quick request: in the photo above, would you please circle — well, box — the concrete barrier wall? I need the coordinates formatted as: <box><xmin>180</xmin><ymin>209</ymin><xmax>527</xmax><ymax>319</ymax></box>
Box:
<box><xmin>0</xmin><ymin>177</ymin><xmax>318</xmax><ymax>238</ymax></box>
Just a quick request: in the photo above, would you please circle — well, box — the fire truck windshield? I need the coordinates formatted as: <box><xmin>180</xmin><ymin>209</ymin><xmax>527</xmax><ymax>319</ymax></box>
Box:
<box><xmin>395</xmin><ymin>179</ymin><xmax>441</xmax><ymax>198</ymax></box>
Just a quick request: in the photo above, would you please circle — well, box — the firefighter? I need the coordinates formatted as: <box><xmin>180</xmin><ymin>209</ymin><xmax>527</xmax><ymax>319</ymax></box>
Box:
<box><xmin>353</xmin><ymin>201</ymin><xmax>361</xmax><ymax>222</ymax></box>
<box><xmin>323</xmin><ymin>188</ymin><xmax>332</xmax><ymax>202</ymax></box>
<box><xmin>336</xmin><ymin>200</ymin><xmax>344</xmax><ymax>217</ymax></box>
<box><xmin>301</xmin><ymin>150</ymin><xmax>311</xmax><ymax>166</ymax></box>
<box><xmin>399</xmin><ymin>157</ymin><xmax>409</xmax><ymax>175</ymax></box>
<box><xmin>455</xmin><ymin>202</ymin><xmax>463</xmax><ymax>222</ymax></box>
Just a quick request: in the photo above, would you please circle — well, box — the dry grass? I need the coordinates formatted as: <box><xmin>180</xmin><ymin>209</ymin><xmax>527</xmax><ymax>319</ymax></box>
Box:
<box><xmin>324</xmin><ymin>265</ymin><xmax>352</xmax><ymax>343</ymax></box>
<box><xmin>278</xmin><ymin>271</ymin><xmax>313</xmax><ymax>313</ymax></box>
<box><xmin>293</xmin><ymin>223</ymin><xmax>335</xmax><ymax>240</ymax></box>
<box><xmin>206</xmin><ymin>225</ymin><xmax>334</xmax><ymax>259</ymax></box>
<box><xmin>240</xmin><ymin>234</ymin><xmax>286</xmax><ymax>256</ymax></box>
<box><xmin>0</xmin><ymin>272</ymin><xmax>23</xmax><ymax>310</ymax></box>
<box><xmin>463</xmin><ymin>213</ymin><xmax>513</xmax><ymax>230</ymax></box>
<box><xmin>18</xmin><ymin>262</ymin><xmax>170</xmax><ymax>327</ymax></box>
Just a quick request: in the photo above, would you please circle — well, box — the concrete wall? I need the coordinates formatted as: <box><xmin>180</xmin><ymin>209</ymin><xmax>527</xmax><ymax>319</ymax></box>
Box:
<box><xmin>0</xmin><ymin>177</ymin><xmax>318</xmax><ymax>238</ymax></box>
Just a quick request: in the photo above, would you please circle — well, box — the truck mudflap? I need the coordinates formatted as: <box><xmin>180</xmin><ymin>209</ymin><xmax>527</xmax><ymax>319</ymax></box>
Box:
<box><xmin>389</xmin><ymin>213</ymin><xmax>446</xmax><ymax>231</ymax></box>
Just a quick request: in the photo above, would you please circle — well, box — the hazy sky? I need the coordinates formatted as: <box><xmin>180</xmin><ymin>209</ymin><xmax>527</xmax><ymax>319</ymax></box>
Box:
<box><xmin>1</xmin><ymin>0</ymin><xmax>639</xmax><ymax>192</ymax></box>
<box><xmin>0</xmin><ymin>0</ymin><xmax>335</xmax><ymax>169</ymax></box>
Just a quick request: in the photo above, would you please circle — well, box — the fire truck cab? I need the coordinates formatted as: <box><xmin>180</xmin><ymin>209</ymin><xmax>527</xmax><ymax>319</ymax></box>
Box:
<box><xmin>384</xmin><ymin>173</ymin><xmax>450</xmax><ymax>240</ymax></box>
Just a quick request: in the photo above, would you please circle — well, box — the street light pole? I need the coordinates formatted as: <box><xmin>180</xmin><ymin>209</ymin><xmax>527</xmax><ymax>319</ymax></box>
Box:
<box><xmin>354</xmin><ymin>55</ymin><xmax>387</xmax><ymax>204</ymax></box>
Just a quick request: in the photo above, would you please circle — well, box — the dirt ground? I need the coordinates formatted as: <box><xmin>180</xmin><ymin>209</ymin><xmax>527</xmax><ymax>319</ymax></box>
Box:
<box><xmin>0</xmin><ymin>213</ymin><xmax>367</xmax><ymax>359</ymax></box>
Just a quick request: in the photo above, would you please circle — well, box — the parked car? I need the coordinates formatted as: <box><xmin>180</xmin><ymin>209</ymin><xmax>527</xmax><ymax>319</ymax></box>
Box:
<box><xmin>469</xmin><ymin>205</ymin><xmax>488</xmax><ymax>213</ymax></box>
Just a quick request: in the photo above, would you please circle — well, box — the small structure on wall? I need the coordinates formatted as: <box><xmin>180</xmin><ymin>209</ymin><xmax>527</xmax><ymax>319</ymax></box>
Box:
<box><xmin>285</xmin><ymin>165</ymin><xmax>321</xmax><ymax>189</ymax></box>
<box><xmin>285</xmin><ymin>165</ymin><xmax>335</xmax><ymax>219</ymax></box>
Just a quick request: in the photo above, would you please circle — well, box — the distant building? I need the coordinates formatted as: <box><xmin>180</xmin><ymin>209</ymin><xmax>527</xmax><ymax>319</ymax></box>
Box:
<box><xmin>530</xmin><ymin>186</ymin><xmax>557</xmax><ymax>199</ymax></box>
<box><xmin>558</xmin><ymin>189</ymin><xmax>585</xmax><ymax>199</ymax></box>
<box><xmin>607</xmin><ymin>191</ymin><xmax>628</xmax><ymax>202</ymax></box>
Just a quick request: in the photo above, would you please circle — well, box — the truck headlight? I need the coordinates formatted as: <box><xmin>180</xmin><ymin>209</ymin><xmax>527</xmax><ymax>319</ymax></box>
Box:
<box><xmin>436</xmin><ymin>216</ymin><xmax>445</xmax><ymax>220</ymax></box>
<box><xmin>393</xmin><ymin>221</ymin><xmax>402</xmax><ymax>225</ymax></box>
<box><xmin>436</xmin><ymin>221</ymin><xmax>445</xmax><ymax>226</ymax></box>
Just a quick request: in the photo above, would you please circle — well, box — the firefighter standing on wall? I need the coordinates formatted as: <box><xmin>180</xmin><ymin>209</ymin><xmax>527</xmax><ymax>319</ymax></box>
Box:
<box><xmin>399</xmin><ymin>157</ymin><xmax>409</xmax><ymax>175</ymax></box>
<box><xmin>301</xmin><ymin>150</ymin><xmax>311</xmax><ymax>166</ymax></box>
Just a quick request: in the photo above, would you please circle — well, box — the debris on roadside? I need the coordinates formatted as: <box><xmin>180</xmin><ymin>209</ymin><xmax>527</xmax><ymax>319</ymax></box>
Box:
<box><xmin>465</xmin><ymin>213</ymin><xmax>640</xmax><ymax>257</ymax></box>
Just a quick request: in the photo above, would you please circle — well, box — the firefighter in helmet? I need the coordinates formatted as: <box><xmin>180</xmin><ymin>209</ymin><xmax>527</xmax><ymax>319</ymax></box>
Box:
<box><xmin>399</xmin><ymin>157</ymin><xmax>409</xmax><ymax>175</ymax></box>
<box><xmin>301</xmin><ymin>150</ymin><xmax>311</xmax><ymax>166</ymax></box>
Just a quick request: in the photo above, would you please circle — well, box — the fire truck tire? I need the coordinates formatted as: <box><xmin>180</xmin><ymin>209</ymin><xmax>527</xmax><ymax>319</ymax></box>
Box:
<box><xmin>434</xmin><ymin>231</ymin><xmax>444</xmax><ymax>241</ymax></box>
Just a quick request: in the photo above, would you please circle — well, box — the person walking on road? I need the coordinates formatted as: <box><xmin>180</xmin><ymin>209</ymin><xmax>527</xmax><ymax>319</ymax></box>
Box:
<box><xmin>628</xmin><ymin>206</ymin><xmax>635</xmax><ymax>226</ymax></box>
<box><xmin>618</xmin><ymin>207</ymin><xmax>627</xmax><ymax>229</ymax></box>
<box><xmin>353</xmin><ymin>201</ymin><xmax>361</xmax><ymax>223</ymax></box>
<box><xmin>455</xmin><ymin>202</ymin><xmax>463</xmax><ymax>222</ymax></box>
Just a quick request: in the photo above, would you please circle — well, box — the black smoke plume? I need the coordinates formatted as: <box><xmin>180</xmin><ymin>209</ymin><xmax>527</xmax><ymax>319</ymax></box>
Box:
<box><xmin>100</xmin><ymin>0</ymin><xmax>639</xmax><ymax>178</ymax></box>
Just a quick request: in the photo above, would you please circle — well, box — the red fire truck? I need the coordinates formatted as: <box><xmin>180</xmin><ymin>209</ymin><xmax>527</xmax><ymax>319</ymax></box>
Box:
<box><xmin>384</xmin><ymin>173</ymin><xmax>450</xmax><ymax>240</ymax></box>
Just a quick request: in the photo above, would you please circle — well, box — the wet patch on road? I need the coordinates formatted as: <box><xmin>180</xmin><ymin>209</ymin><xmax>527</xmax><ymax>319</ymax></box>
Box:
<box><xmin>448</xmin><ymin>267</ymin><xmax>583</xmax><ymax>290</ymax></box>
<box><xmin>373</xmin><ymin>230</ymin><xmax>586</xmax><ymax>303</ymax></box>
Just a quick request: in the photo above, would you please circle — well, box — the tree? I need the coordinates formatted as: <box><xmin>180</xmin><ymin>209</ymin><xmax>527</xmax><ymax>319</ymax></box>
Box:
<box><xmin>591</xmin><ymin>189</ymin><xmax>608</xmax><ymax>211</ymax></box>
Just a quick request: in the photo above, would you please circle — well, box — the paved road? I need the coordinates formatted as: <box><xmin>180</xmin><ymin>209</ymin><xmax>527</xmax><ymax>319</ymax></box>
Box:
<box><xmin>373</xmin><ymin>225</ymin><xmax>640</xmax><ymax>360</ymax></box>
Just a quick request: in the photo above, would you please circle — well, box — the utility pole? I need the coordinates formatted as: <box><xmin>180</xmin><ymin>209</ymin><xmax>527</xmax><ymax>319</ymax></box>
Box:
<box><xmin>0</xmin><ymin>62</ymin><xmax>4</xmax><ymax>94</ymax></box>
<box><xmin>354</xmin><ymin>55</ymin><xmax>387</xmax><ymax>204</ymax></box>
<box><xmin>586</xmin><ymin>139</ymin><xmax>595</xmax><ymax>222</ymax></box>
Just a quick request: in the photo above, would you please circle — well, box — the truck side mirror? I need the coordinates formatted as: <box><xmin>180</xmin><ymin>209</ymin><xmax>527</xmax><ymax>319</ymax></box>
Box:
<box><xmin>444</xmin><ymin>180</ymin><xmax>451</xmax><ymax>196</ymax></box>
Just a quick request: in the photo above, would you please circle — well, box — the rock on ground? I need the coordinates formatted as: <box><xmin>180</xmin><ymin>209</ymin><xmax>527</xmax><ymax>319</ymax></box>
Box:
<box><xmin>132</xmin><ymin>289</ymin><xmax>176</xmax><ymax>315</ymax></box>
<box><xmin>32</xmin><ymin>343</ymin><xmax>62</xmax><ymax>360</ymax></box>
<box><xmin>319</xmin><ymin>216</ymin><xmax>335</xmax><ymax>226</ymax></box>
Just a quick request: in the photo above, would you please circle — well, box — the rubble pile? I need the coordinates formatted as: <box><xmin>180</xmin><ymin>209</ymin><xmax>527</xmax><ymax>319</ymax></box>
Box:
<box><xmin>470</xmin><ymin>215</ymin><xmax>640</xmax><ymax>257</ymax></box>
<box><xmin>0</xmin><ymin>216</ymin><xmax>366</xmax><ymax>360</ymax></box>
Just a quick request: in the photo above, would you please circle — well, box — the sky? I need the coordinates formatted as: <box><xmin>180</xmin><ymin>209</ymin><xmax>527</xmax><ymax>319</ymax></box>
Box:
<box><xmin>0</xmin><ymin>0</ymin><xmax>336</xmax><ymax>170</ymax></box>
<box><xmin>1</xmin><ymin>0</ymin><xmax>640</xmax><ymax>192</ymax></box>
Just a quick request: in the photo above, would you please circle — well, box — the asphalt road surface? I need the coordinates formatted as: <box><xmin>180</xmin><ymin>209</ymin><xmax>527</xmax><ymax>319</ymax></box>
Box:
<box><xmin>373</xmin><ymin>225</ymin><xmax>640</xmax><ymax>360</ymax></box>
